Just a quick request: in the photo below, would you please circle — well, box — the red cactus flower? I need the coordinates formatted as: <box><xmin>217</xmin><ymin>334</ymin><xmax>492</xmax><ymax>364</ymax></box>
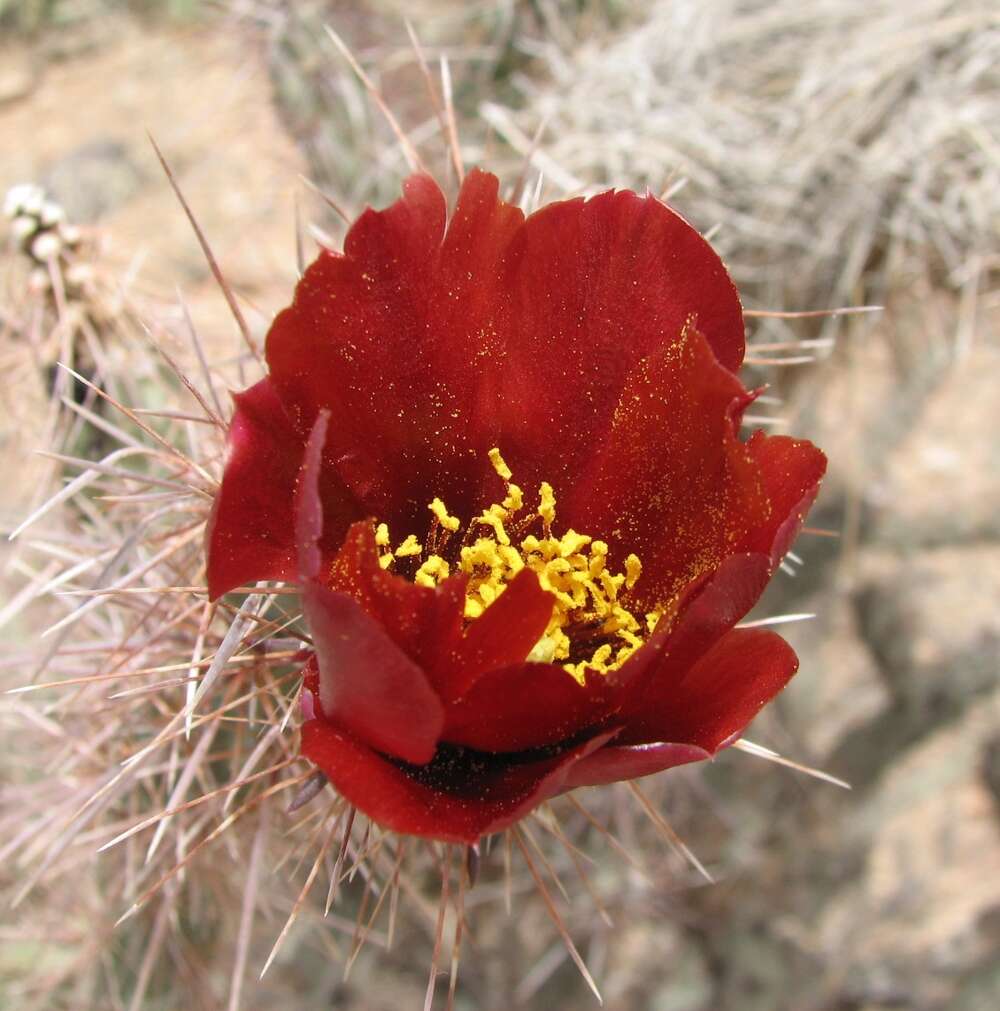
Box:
<box><xmin>206</xmin><ymin>169</ymin><xmax>825</xmax><ymax>846</ymax></box>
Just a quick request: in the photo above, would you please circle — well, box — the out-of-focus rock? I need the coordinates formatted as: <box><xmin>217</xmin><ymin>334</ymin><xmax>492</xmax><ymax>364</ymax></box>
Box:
<box><xmin>790</xmin><ymin>331</ymin><xmax>901</xmax><ymax>492</ymax></box>
<box><xmin>648</xmin><ymin>944</ymin><xmax>713</xmax><ymax>1011</ymax></box>
<box><xmin>779</xmin><ymin>593</ymin><xmax>888</xmax><ymax>761</ymax></box>
<box><xmin>876</xmin><ymin>343</ymin><xmax>1000</xmax><ymax>547</ymax></box>
<box><xmin>830</xmin><ymin>544</ymin><xmax>999</xmax><ymax>788</ymax></box>
<box><xmin>587</xmin><ymin>919</ymin><xmax>710</xmax><ymax>1011</ymax></box>
<box><xmin>819</xmin><ymin>694</ymin><xmax>1000</xmax><ymax>1007</ymax></box>
<box><xmin>783</xmin><ymin>297</ymin><xmax>996</xmax><ymax>576</ymax></box>
<box><xmin>0</xmin><ymin>47</ymin><xmax>38</xmax><ymax>105</ymax></box>
<box><xmin>855</xmin><ymin>545</ymin><xmax>999</xmax><ymax>705</ymax></box>
<box><xmin>952</xmin><ymin>959</ymin><xmax>1000</xmax><ymax>1011</ymax></box>
<box><xmin>983</xmin><ymin>733</ymin><xmax>1000</xmax><ymax>813</ymax></box>
<box><xmin>700</xmin><ymin>289</ymin><xmax>1000</xmax><ymax>1011</ymax></box>
<box><xmin>41</xmin><ymin>140</ymin><xmax>144</xmax><ymax>223</ymax></box>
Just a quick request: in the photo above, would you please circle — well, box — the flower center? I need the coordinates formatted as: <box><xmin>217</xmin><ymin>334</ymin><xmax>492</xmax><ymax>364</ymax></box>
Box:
<box><xmin>375</xmin><ymin>449</ymin><xmax>662</xmax><ymax>684</ymax></box>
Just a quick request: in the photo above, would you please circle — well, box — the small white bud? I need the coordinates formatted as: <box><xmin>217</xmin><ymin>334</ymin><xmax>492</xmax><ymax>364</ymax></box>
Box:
<box><xmin>39</xmin><ymin>201</ymin><xmax>65</xmax><ymax>227</ymax></box>
<box><xmin>31</xmin><ymin>231</ymin><xmax>62</xmax><ymax>261</ymax></box>
<box><xmin>18</xmin><ymin>186</ymin><xmax>45</xmax><ymax>217</ymax></box>
<box><xmin>10</xmin><ymin>215</ymin><xmax>37</xmax><ymax>242</ymax></box>
<box><xmin>4</xmin><ymin>183</ymin><xmax>44</xmax><ymax>218</ymax></box>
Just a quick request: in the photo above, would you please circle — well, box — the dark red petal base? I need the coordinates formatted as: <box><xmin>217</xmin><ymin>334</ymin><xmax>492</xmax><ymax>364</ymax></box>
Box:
<box><xmin>301</xmin><ymin>718</ymin><xmax>619</xmax><ymax>844</ymax></box>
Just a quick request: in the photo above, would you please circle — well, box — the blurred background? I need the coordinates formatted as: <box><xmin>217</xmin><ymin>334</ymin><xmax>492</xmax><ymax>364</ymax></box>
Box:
<box><xmin>1</xmin><ymin>1</ymin><xmax>997</xmax><ymax>1009</ymax></box>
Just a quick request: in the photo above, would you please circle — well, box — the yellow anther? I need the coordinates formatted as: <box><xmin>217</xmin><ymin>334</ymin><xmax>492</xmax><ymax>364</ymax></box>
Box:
<box><xmin>394</xmin><ymin>534</ymin><xmax>422</xmax><ymax>558</ymax></box>
<box><xmin>502</xmin><ymin>484</ymin><xmax>524</xmax><ymax>512</ymax></box>
<box><xmin>618</xmin><ymin>628</ymin><xmax>644</xmax><ymax>649</ymax></box>
<box><xmin>414</xmin><ymin>555</ymin><xmax>450</xmax><ymax>588</ymax></box>
<box><xmin>588</xmin><ymin>541</ymin><xmax>608</xmax><ymax>576</ymax></box>
<box><xmin>624</xmin><ymin>553</ymin><xmax>642</xmax><ymax>589</ymax></box>
<box><xmin>485</xmin><ymin>447</ymin><xmax>526</xmax><ymax>514</ymax></box>
<box><xmin>460</xmin><ymin>540</ymin><xmax>509</xmax><ymax>579</ymax></box>
<box><xmin>497</xmin><ymin>544</ymin><xmax>525</xmax><ymax>574</ymax></box>
<box><xmin>374</xmin><ymin>523</ymin><xmax>390</xmax><ymax>548</ymax></box>
<box><xmin>559</xmin><ymin>530</ymin><xmax>591</xmax><ymax>557</ymax></box>
<box><xmin>527</xmin><ymin>635</ymin><xmax>558</xmax><ymax>664</ymax></box>
<box><xmin>583</xmin><ymin>583</ymin><xmax>609</xmax><ymax>617</ymax></box>
<box><xmin>475</xmin><ymin>510</ymin><xmax>511</xmax><ymax>546</ymax></box>
<box><xmin>538</xmin><ymin>482</ymin><xmax>556</xmax><ymax>531</ymax></box>
<box><xmin>488</xmin><ymin>447</ymin><xmax>513</xmax><ymax>482</ymax></box>
<box><xmin>428</xmin><ymin>497</ymin><xmax>461</xmax><ymax>533</ymax></box>
<box><xmin>599</xmin><ymin>570</ymin><xmax>625</xmax><ymax>602</ymax></box>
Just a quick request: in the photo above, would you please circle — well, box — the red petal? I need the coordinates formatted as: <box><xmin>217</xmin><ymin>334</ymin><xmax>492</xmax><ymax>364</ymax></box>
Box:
<box><xmin>328</xmin><ymin>521</ymin><xmax>467</xmax><ymax>690</ymax></box>
<box><xmin>303</xmin><ymin>582</ymin><xmax>444</xmax><ymax>765</ymax></box>
<box><xmin>480</xmin><ymin>730</ymin><xmax>621</xmax><ymax>836</ymax></box>
<box><xmin>496</xmin><ymin>187</ymin><xmax>744</xmax><ymax>498</ymax></box>
<box><xmin>300</xmin><ymin>719</ymin><xmax>617</xmax><ymax>844</ymax></box>
<box><xmin>325</xmin><ymin>522</ymin><xmax>557</xmax><ymax>707</ymax></box>
<box><xmin>607</xmin><ymin>552</ymin><xmax>770</xmax><ymax>741</ymax></box>
<box><xmin>294</xmin><ymin>408</ymin><xmax>330</xmax><ymax>581</ymax></box>
<box><xmin>205</xmin><ymin>378</ymin><xmax>299</xmax><ymax>598</ymax></box>
<box><xmin>740</xmin><ymin>431</ymin><xmax>827</xmax><ymax>562</ymax></box>
<box><xmin>560</xmin><ymin>741</ymin><xmax>711</xmax><ymax>790</ymax></box>
<box><xmin>442</xmin><ymin>662</ymin><xmax>617</xmax><ymax>753</ymax></box>
<box><xmin>264</xmin><ymin>169</ymin><xmax>744</xmax><ymax>538</ymax></box>
<box><xmin>266</xmin><ymin>171</ymin><xmax>516</xmax><ymax>533</ymax></box>
<box><xmin>205</xmin><ymin>378</ymin><xmax>361</xmax><ymax>599</ymax></box>
<box><xmin>437</xmin><ymin>568</ymin><xmax>554</xmax><ymax>702</ymax></box>
<box><xmin>630</xmin><ymin>553</ymin><xmax>772</xmax><ymax>687</ymax></box>
<box><xmin>436</xmin><ymin>554</ymin><xmax>775</xmax><ymax>756</ymax></box>
<box><xmin>296</xmin><ymin>416</ymin><xmax>444</xmax><ymax>764</ymax></box>
<box><xmin>559</xmin><ymin>327</ymin><xmax>824</xmax><ymax>612</ymax></box>
<box><xmin>618</xmin><ymin>627</ymin><xmax>799</xmax><ymax>751</ymax></box>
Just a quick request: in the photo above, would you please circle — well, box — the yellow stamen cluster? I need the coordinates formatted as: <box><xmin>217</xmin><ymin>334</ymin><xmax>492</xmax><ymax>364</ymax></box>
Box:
<box><xmin>375</xmin><ymin>450</ymin><xmax>662</xmax><ymax>684</ymax></box>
